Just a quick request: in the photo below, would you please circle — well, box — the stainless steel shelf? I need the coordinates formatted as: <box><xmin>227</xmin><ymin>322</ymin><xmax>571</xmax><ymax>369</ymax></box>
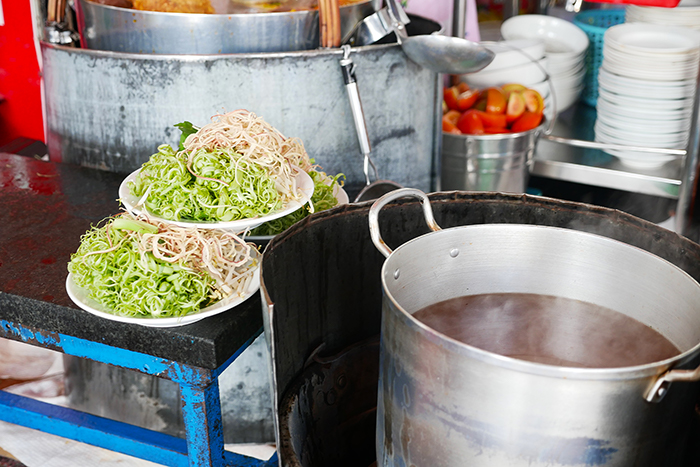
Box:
<box><xmin>531</xmin><ymin>102</ymin><xmax>683</xmax><ymax>199</ymax></box>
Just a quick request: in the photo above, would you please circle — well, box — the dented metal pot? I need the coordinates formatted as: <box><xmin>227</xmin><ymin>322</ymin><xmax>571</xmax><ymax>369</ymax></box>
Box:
<box><xmin>369</xmin><ymin>188</ymin><xmax>700</xmax><ymax>467</ymax></box>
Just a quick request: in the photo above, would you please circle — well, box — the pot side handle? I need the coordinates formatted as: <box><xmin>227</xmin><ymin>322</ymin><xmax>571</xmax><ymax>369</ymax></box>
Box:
<box><xmin>368</xmin><ymin>188</ymin><xmax>441</xmax><ymax>258</ymax></box>
<box><xmin>646</xmin><ymin>365</ymin><xmax>700</xmax><ymax>403</ymax></box>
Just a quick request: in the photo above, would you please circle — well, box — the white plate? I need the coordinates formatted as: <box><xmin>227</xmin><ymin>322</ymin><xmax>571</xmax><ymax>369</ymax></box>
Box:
<box><xmin>598</xmin><ymin>68</ymin><xmax>696</xmax><ymax>90</ymax></box>
<box><xmin>119</xmin><ymin>166</ymin><xmax>314</xmax><ymax>231</ymax></box>
<box><xmin>597</xmin><ymin>88</ymin><xmax>695</xmax><ymax>110</ymax></box>
<box><xmin>65</xmin><ymin>250</ymin><xmax>261</xmax><ymax>328</ymax></box>
<box><xmin>245</xmin><ymin>184</ymin><xmax>350</xmax><ymax>242</ymax></box>
<box><xmin>602</xmin><ymin>61</ymin><xmax>700</xmax><ymax>82</ymax></box>
<box><xmin>594</xmin><ymin>134</ymin><xmax>680</xmax><ymax>169</ymax></box>
<box><xmin>596</xmin><ymin>111</ymin><xmax>692</xmax><ymax>133</ymax></box>
<box><xmin>596</xmin><ymin>98</ymin><xmax>693</xmax><ymax>121</ymax></box>
<box><xmin>604</xmin><ymin>23</ymin><xmax>700</xmax><ymax>54</ymax></box>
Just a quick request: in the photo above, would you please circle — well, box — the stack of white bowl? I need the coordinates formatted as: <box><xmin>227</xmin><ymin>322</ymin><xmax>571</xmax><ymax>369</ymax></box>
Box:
<box><xmin>594</xmin><ymin>23</ymin><xmax>700</xmax><ymax>169</ymax></box>
<box><xmin>626</xmin><ymin>0</ymin><xmax>700</xmax><ymax>30</ymax></box>
<box><xmin>460</xmin><ymin>39</ymin><xmax>550</xmax><ymax>104</ymax></box>
<box><xmin>500</xmin><ymin>14</ymin><xmax>589</xmax><ymax>113</ymax></box>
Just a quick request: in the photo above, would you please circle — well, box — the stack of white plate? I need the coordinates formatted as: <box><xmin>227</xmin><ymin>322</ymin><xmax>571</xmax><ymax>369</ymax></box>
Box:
<box><xmin>500</xmin><ymin>14</ymin><xmax>589</xmax><ymax>112</ymax></box>
<box><xmin>626</xmin><ymin>0</ymin><xmax>700</xmax><ymax>30</ymax></box>
<box><xmin>461</xmin><ymin>39</ymin><xmax>551</xmax><ymax>101</ymax></box>
<box><xmin>595</xmin><ymin>23</ymin><xmax>700</xmax><ymax>169</ymax></box>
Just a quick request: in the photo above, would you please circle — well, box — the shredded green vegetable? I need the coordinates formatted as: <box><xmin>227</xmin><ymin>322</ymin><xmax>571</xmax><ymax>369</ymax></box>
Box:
<box><xmin>128</xmin><ymin>145</ymin><xmax>282</xmax><ymax>222</ymax></box>
<box><xmin>249</xmin><ymin>170</ymin><xmax>344</xmax><ymax>236</ymax></box>
<box><xmin>68</xmin><ymin>217</ymin><xmax>215</xmax><ymax>318</ymax></box>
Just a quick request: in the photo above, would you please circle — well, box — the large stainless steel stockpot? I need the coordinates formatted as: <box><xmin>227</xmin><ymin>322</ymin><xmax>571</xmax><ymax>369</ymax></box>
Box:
<box><xmin>369</xmin><ymin>188</ymin><xmax>700</xmax><ymax>467</ymax></box>
<box><xmin>76</xmin><ymin>0</ymin><xmax>380</xmax><ymax>54</ymax></box>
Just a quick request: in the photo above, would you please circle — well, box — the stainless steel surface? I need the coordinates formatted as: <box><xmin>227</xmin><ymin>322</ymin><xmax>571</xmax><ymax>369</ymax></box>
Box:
<box><xmin>341</xmin><ymin>46</ymin><xmax>402</xmax><ymax>202</ymax></box>
<box><xmin>441</xmin><ymin>127</ymin><xmax>541</xmax><ymax>193</ymax></box>
<box><xmin>385</xmin><ymin>0</ymin><xmax>495</xmax><ymax>74</ymax></box>
<box><xmin>676</xmin><ymin>63</ymin><xmax>700</xmax><ymax>237</ymax></box>
<box><xmin>452</xmin><ymin>0</ymin><xmax>467</xmax><ymax>39</ymax></box>
<box><xmin>532</xmin><ymin>103</ymin><xmax>684</xmax><ymax>199</ymax></box>
<box><xmin>75</xmin><ymin>0</ymin><xmax>379</xmax><ymax>54</ymax></box>
<box><xmin>342</xmin><ymin>5</ymin><xmax>409</xmax><ymax>47</ymax></box>
<box><xmin>370</xmin><ymin>189</ymin><xmax>700</xmax><ymax>467</ymax></box>
<box><xmin>261</xmin><ymin>191</ymin><xmax>700</xmax><ymax>467</ymax></box>
<box><xmin>42</xmin><ymin>39</ymin><xmax>441</xmax><ymax>195</ymax></box>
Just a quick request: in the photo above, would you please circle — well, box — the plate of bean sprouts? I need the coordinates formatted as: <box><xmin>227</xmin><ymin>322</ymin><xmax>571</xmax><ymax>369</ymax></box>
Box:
<box><xmin>66</xmin><ymin>212</ymin><xmax>261</xmax><ymax>327</ymax></box>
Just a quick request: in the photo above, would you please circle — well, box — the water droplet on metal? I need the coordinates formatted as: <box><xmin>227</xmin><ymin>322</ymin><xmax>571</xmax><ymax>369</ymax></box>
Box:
<box><xmin>450</xmin><ymin>248</ymin><xmax>459</xmax><ymax>258</ymax></box>
<box><xmin>394</xmin><ymin>269</ymin><xmax>400</xmax><ymax>280</ymax></box>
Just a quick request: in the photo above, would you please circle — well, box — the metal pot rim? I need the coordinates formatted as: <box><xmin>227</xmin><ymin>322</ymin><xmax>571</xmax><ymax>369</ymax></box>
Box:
<box><xmin>381</xmin><ymin>222</ymin><xmax>700</xmax><ymax>381</ymax></box>
<box><xmin>41</xmin><ymin>39</ymin><xmax>399</xmax><ymax>61</ymax></box>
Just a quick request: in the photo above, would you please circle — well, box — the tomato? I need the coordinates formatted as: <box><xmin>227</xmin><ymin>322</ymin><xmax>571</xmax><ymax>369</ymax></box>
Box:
<box><xmin>456</xmin><ymin>109</ymin><xmax>485</xmax><ymax>135</ymax></box>
<box><xmin>500</xmin><ymin>83</ymin><xmax>527</xmax><ymax>99</ymax></box>
<box><xmin>456</xmin><ymin>82</ymin><xmax>470</xmax><ymax>94</ymax></box>
<box><xmin>522</xmin><ymin>89</ymin><xmax>545</xmax><ymax>114</ymax></box>
<box><xmin>442</xmin><ymin>118</ymin><xmax>461</xmax><ymax>134</ymax></box>
<box><xmin>510</xmin><ymin>111</ymin><xmax>543</xmax><ymax>133</ymax></box>
<box><xmin>473</xmin><ymin>110</ymin><xmax>507</xmax><ymax>130</ymax></box>
<box><xmin>506</xmin><ymin>92</ymin><xmax>526</xmax><ymax>124</ymax></box>
<box><xmin>485</xmin><ymin>87</ymin><xmax>507</xmax><ymax>114</ymax></box>
<box><xmin>442</xmin><ymin>110</ymin><xmax>462</xmax><ymax>133</ymax></box>
<box><xmin>443</xmin><ymin>86</ymin><xmax>461</xmax><ymax>111</ymax></box>
<box><xmin>473</xmin><ymin>96</ymin><xmax>487</xmax><ymax>112</ymax></box>
<box><xmin>443</xmin><ymin>109</ymin><xmax>461</xmax><ymax>126</ymax></box>
<box><xmin>457</xmin><ymin>89</ymin><xmax>480</xmax><ymax>111</ymax></box>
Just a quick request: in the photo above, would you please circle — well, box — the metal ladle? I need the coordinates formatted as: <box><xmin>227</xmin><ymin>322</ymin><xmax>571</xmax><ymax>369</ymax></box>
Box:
<box><xmin>383</xmin><ymin>0</ymin><xmax>495</xmax><ymax>75</ymax></box>
<box><xmin>339</xmin><ymin>45</ymin><xmax>403</xmax><ymax>202</ymax></box>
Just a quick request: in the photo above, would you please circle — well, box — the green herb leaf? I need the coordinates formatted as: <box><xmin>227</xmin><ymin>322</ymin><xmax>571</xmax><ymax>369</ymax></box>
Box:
<box><xmin>174</xmin><ymin>121</ymin><xmax>199</xmax><ymax>151</ymax></box>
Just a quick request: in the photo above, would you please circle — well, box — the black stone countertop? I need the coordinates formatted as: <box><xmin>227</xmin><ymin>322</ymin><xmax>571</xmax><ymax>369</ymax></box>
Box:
<box><xmin>0</xmin><ymin>153</ymin><xmax>262</xmax><ymax>370</ymax></box>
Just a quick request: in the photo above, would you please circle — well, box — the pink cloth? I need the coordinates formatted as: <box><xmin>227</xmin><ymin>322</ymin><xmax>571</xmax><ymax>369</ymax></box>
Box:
<box><xmin>404</xmin><ymin>0</ymin><xmax>481</xmax><ymax>42</ymax></box>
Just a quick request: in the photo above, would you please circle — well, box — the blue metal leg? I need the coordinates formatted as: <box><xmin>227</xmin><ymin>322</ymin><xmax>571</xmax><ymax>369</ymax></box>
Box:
<box><xmin>181</xmin><ymin>380</ymin><xmax>226</xmax><ymax>467</ymax></box>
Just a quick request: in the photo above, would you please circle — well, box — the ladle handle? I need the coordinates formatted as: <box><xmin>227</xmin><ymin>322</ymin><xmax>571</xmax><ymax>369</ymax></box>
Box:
<box><xmin>369</xmin><ymin>188</ymin><xmax>441</xmax><ymax>258</ymax></box>
<box><xmin>645</xmin><ymin>364</ymin><xmax>700</xmax><ymax>403</ymax></box>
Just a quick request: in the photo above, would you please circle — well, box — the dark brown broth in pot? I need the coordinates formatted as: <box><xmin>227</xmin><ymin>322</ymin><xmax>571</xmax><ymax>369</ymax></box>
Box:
<box><xmin>412</xmin><ymin>293</ymin><xmax>680</xmax><ymax>368</ymax></box>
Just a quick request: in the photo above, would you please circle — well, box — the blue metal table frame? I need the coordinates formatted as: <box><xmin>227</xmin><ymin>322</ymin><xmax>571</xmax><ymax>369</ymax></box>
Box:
<box><xmin>0</xmin><ymin>153</ymin><xmax>277</xmax><ymax>467</ymax></box>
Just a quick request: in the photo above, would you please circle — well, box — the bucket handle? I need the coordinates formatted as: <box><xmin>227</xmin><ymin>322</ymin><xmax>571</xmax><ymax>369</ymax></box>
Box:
<box><xmin>646</xmin><ymin>365</ymin><xmax>700</xmax><ymax>403</ymax></box>
<box><xmin>369</xmin><ymin>188</ymin><xmax>441</xmax><ymax>258</ymax></box>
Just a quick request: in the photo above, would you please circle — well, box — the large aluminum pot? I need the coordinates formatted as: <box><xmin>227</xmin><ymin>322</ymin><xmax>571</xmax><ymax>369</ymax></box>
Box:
<box><xmin>369</xmin><ymin>188</ymin><xmax>700</xmax><ymax>467</ymax></box>
<box><xmin>75</xmin><ymin>0</ymin><xmax>380</xmax><ymax>54</ymax></box>
<box><xmin>42</xmin><ymin>14</ymin><xmax>441</xmax><ymax>195</ymax></box>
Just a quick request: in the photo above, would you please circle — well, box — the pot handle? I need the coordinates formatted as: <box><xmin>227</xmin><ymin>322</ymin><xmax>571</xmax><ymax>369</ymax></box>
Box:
<box><xmin>369</xmin><ymin>188</ymin><xmax>441</xmax><ymax>258</ymax></box>
<box><xmin>646</xmin><ymin>365</ymin><xmax>700</xmax><ymax>403</ymax></box>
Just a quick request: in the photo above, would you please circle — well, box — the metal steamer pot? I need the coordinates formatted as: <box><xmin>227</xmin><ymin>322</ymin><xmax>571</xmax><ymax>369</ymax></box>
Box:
<box><xmin>369</xmin><ymin>188</ymin><xmax>700</xmax><ymax>467</ymax></box>
<box><xmin>75</xmin><ymin>0</ymin><xmax>380</xmax><ymax>54</ymax></box>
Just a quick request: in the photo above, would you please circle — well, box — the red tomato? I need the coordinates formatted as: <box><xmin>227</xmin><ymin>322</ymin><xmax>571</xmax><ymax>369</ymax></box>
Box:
<box><xmin>457</xmin><ymin>110</ymin><xmax>485</xmax><ymax>135</ymax></box>
<box><xmin>442</xmin><ymin>110</ymin><xmax>462</xmax><ymax>134</ymax></box>
<box><xmin>511</xmin><ymin>111</ymin><xmax>543</xmax><ymax>133</ymax></box>
<box><xmin>457</xmin><ymin>89</ymin><xmax>480</xmax><ymax>111</ymax></box>
<box><xmin>474</xmin><ymin>110</ymin><xmax>507</xmax><ymax>130</ymax></box>
<box><xmin>485</xmin><ymin>87</ymin><xmax>507</xmax><ymax>114</ymax></box>
<box><xmin>522</xmin><ymin>89</ymin><xmax>545</xmax><ymax>114</ymax></box>
<box><xmin>443</xmin><ymin>86</ymin><xmax>460</xmax><ymax>111</ymax></box>
<box><xmin>456</xmin><ymin>82</ymin><xmax>470</xmax><ymax>94</ymax></box>
<box><xmin>506</xmin><ymin>92</ymin><xmax>526</xmax><ymax>124</ymax></box>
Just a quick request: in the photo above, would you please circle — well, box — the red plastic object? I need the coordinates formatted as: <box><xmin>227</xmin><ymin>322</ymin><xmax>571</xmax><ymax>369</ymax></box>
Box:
<box><xmin>585</xmin><ymin>0</ymin><xmax>680</xmax><ymax>7</ymax></box>
<box><xmin>0</xmin><ymin>1</ymin><xmax>45</xmax><ymax>147</ymax></box>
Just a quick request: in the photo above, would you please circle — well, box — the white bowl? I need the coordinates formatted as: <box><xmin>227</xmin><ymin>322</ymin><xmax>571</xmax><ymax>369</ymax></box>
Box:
<box><xmin>501</xmin><ymin>14</ymin><xmax>589</xmax><ymax>56</ymax></box>
<box><xmin>547</xmin><ymin>58</ymin><xmax>585</xmax><ymax>77</ymax></box>
<box><xmin>550</xmin><ymin>83</ymin><xmax>584</xmax><ymax>112</ymax></box>
<box><xmin>596</xmin><ymin>110</ymin><xmax>692</xmax><ymax>133</ymax></box>
<box><xmin>463</xmin><ymin>57</ymin><xmax>549</xmax><ymax>87</ymax></box>
<box><xmin>595</xmin><ymin>121</ymin><xmax>689</xmax><ymax>146</ymax></box>
<box><xmin>477</xmin><ymin>39</ymin><xmax>546</xmax><ymax>72</ymax></box>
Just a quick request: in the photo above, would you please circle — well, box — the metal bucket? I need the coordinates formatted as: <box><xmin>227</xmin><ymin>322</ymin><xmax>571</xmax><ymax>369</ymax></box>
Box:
<box><xmin>75</xmin><ymin>0</ymin><xmax>380</xmax><ymax>54</ymax></box>
<box><xmin>370</xmin><ymin>189</ymin><xmax>700</xmax><ymax>467</ymax></box>
<box><xmin>260</xmin><ymin>191</ymin><xmax>700</xmax><ymax>466</ymax></box>
<box><xmin>440</xmin><ymin>124</ymin><xmax>543</xmax><ymax>193</ymax></box>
